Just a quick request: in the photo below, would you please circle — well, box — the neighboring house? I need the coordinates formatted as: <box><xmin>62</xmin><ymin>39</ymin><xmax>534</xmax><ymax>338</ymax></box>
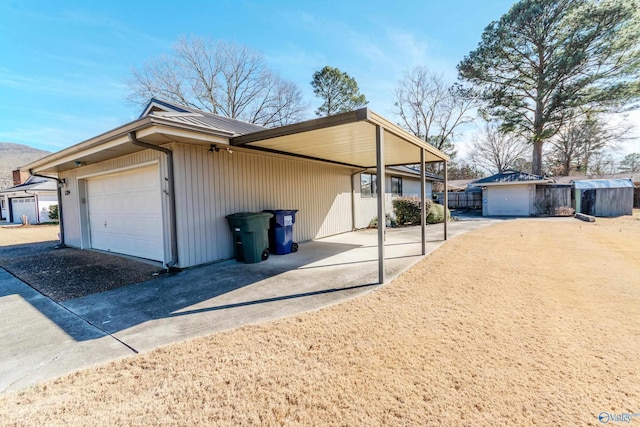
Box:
<box><xmin>354</xmin><ymin>165</ymin><xmax>441</xmax><ymax>228</ymax></box>
<box><xmin>572</xmin><ymin>179</ymin><xmax>634</xmax><ymax>217</ymax></box>
<box><xmin>473</xmin><ymin>170</ymin><xmax>556</xmax><ymax>216</ymax></box>
<box><xmin>23</xmin><ymin>98</ymin><xmax>448</xmax><ymax>270</ymax></box>
<box><xmin>0</xmin><ymin>176</ymin><xmax>57</xmax><ymax>224</ymax></box>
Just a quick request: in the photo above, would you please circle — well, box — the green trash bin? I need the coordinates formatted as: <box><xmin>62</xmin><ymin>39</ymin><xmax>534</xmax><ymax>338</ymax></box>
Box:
<box><xmin>225</xmin><ymin>212</ymin><xmax>273</xmax><ymax>263</ymax></box>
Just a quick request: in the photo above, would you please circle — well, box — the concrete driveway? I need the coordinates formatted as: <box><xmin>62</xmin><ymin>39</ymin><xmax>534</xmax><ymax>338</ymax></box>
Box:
<box><xmin>0</xmin><ymin>219</ymin><xmax>496</xmax><ymax>392</ymax></box>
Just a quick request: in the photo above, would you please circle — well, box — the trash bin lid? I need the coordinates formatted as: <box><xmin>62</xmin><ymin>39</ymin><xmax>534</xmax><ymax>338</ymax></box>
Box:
<box><xmin>226</xmin><ymin>212</ymin><xmax>273</xmax><ymax>219</ymax></box>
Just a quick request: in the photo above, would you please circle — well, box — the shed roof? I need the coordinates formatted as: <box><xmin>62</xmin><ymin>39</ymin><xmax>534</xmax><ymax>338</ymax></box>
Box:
<box><xmin>572</xmin><ymin>179</ymin><xmax>634</xmax><ymax>189</ymax></box>
<box><xmin>553</xmin><ymin>173</ymin><xmax>639</xmax><ymax>184</ymax></box>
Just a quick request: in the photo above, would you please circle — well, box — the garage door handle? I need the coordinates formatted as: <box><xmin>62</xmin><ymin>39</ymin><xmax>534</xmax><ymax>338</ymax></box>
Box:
<box><xmin>104</xmin><ymin>221</ymin><xmax>107</xmax><ymax>227</ymax></box>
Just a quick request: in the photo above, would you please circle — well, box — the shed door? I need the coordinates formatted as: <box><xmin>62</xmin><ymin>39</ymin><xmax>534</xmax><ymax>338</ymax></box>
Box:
<box><xmin>87</xmin><ymin>165</ymin><xmax>164</xmax><ymax>261</ymax></box>
<box><xmin>581</xmin><ymin>189</ymin><xmax>596</xmax><ymax>215</ymax></box>
<box><xmin>10</xmin><ymin>197</ymin><xmax>37</xmax><ymax>224</ymax></box>
<box><xmin>487</xmin><ymin>186</ymin><xmax>530</xmax><ymax>216</ymax></box>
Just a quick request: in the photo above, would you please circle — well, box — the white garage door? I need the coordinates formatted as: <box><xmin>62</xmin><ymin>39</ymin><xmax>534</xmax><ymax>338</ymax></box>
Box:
<box><xmin>11</xmin><ymin>197</ymin><xmax>37</xmax><ymax>224</ymax></box>
<box><xmin>487</xmin><ymin>186</ymin><xmax>530</xmax><ymax>216</ymax></box>
<box><xmin>87</xmin><ymin>165</ymin><xmax>164</xmax><ymax>261</ymax></box>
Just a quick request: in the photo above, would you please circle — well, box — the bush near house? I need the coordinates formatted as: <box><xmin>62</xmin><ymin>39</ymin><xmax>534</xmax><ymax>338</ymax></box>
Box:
<box><xmin>392</xmin><ymin>198</ymin><xmax>451</xmax><ymax>225</ymax></box>
<box><xmin>392</xmin><ymin>197</ymin><xmax>433</xmax><ymax>225</ymax></box>
<box><xmin>48</xmin><ymin>204</ymin><xmax>59</xmax><ymax>221</ymax></box>
<box><xmin>426</xmin><ymin>203</ymin><xmax>451</xmax><ymax>224</ymax></box>
<box><xmin>369</xmin><ymin>214</ymin><xmax>397</xmax><ymax>229</ymax></box>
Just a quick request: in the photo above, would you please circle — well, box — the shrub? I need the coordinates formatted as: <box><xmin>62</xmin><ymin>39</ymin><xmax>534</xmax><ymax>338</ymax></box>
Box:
<box><xmin>392</xmin><ymin>197</ymin><xmax>432</xmax><ymax>226</ymax></box>
<box><xmin>426</xmin><ymin>203</ymin><xmax>451</xmax><ymax>224</ymax></box>
<box><xmin>369</xmin><ymin>214</ymin><xmax>397</xmax><ymax>228</ymax></box>
<box><xmin>48</xmin><ymin>204</ymin><xmax>59</xmax><ymax>221</ymax></box>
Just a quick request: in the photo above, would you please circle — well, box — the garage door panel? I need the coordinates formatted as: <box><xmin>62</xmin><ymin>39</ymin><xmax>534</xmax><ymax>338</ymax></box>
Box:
<box><xmin>487</xmin><ymin>186</ymin><xmax>530</xmax><ymax>216</ymax></box>
<box><xmin>11</xmin><ymin>197</ymin><xmax>37</xmax><ymax>224</ymax></box>
<box><xmin>87</xmin><ymin>165</ymin><xmax>164</xmax><ymax>261</ymax></box>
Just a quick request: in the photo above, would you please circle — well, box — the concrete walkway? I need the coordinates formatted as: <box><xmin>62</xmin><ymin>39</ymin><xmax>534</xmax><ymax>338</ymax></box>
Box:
<box><xmin>0</xmin><ymin>219</ymin><xmax>496</xmax><ymax>393</ymax></box>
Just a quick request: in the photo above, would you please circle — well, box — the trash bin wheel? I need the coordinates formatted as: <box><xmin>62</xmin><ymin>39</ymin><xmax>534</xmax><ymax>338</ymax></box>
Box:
<box><xmin>291</xmin><ymin>242</ymin><xmax>299</xmax><ymax>253</ymax></box>
<box><xmin>261</xmin><ymin>248</ymin><xmax>270</xmax><ymax>261</ymax></box>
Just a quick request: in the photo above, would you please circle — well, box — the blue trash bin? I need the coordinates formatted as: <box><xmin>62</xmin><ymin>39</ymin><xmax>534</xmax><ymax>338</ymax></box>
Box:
<box><xmin>264</xmin><ymin>209</ymin><xmax>298</xmax><ymax>255</ymax></box>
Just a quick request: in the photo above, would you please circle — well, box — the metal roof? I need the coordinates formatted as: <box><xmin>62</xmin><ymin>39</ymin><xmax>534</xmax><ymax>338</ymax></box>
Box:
<box><xmin>387</xmin><ymin>165</ymin><xmax>442</xmax><ymax>181</ymax></box>
<box><xmin>572</xmin><ymin>179</ymin><xmax>634</xmax><ymax>189</ymax></box>
<box><xmin>552</xmin><ymin>173</ymin><xmax>638</xmax><ymax>184</ymax></box>
<box><xmin>141</xmin><ymin>98</ymin><xmax>267</xmax><ymax>136</ymax></box>
<box><xmin>473</xmin><ymin>169</ymin><xmax>547</xmax><ymax>185</ymax></box>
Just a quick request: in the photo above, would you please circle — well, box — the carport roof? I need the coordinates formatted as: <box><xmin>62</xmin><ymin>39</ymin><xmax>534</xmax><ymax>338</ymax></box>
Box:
<box><xmin>231</xmin><ymin>108</ymin><xmax>449</xmax><ymax>168</ymax></box>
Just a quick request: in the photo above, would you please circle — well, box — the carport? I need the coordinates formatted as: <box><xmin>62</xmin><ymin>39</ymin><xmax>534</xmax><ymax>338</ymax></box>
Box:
<box><xmin>231</xmin><ymin>108</ymin><xmax>450</xmax><ymax>283</ymax></box>
<box><xmin>24</xmin><ymin>104</ymin><xmax>449</xmax><ymax>284</ymax></box>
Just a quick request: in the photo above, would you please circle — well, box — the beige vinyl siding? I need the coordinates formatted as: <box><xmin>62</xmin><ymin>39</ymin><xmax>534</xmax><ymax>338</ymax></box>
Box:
<box><xmin>58</xmin><ymin>149</ymin><xmax>169</xmax><ymax>261</ymax></box>
<box><xmin>173</xmin><ymin>144</ymin><xmax>353</xmax><ymax>267</ymax></box>
<box><xmin>402</xmin><ymin>178</ymin><xmax>421</xmax><ymax>197</ymax></box>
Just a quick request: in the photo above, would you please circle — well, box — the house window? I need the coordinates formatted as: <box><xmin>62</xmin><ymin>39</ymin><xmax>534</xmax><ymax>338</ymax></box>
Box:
<box><xmin>0</xmin><ymin>199</ymin><xmax>4</xmax><ymax>209</ymax></box>
<box><xmin>391</xmin><ymin>176</ymin><xmax>403</xmax><ymax>196</ymax></box>
<box><xmin>360</xmin><ymin>173</ymin><xmax>377</xmax><ymax>198</ymax></box>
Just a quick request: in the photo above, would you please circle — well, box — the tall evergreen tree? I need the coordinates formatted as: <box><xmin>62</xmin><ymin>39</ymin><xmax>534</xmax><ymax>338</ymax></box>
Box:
<box><xmin>311</xmin><ymin>66</ymin><xmax>368</xmax><ymax>116</ymax></box>
<box><xmin>458</xmin><ymin>0</ymin><xmax>640</xmax><ymax>175</ymax></box>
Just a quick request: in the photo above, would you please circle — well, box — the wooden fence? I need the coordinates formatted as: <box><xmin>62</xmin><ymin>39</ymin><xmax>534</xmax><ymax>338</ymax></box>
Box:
<box><xmin>533</xmin><ymin>185</ymin><xmax>572</xmax><ymax>215</ymax></box>
<box><xmin>433</xmin><ymin>192</ymin><xmax>482</xmax><ymax>210</ymax></box>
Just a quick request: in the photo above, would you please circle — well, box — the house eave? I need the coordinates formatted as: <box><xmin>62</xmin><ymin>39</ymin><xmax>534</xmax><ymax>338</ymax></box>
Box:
<box><xmin>22</xmin><ymin>118</ymin><xmax>234</xmax><ymax>175</ymax></box>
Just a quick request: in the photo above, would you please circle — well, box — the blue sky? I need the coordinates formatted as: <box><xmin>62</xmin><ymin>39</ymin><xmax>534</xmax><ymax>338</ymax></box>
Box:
<box><xmin>1</xmin><ymin>0</ymin><xmax>637</xmax><ymax>158</ymax></box>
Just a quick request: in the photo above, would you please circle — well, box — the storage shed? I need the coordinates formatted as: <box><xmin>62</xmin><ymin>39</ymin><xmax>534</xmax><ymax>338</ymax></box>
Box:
<box><xmin>573</xmin><ymin>179</ymin><xmax>634</xmax><ymax>217</ymax></box>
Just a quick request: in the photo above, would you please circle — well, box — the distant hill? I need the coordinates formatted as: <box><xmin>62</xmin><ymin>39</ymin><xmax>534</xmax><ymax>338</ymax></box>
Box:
<box><xmin>0</xmin><ymin>142</ymin><xmax>51</xmax><ymax>189</ymax></box>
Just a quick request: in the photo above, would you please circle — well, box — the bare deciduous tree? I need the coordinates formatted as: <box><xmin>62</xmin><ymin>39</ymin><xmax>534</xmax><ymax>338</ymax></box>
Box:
<box><xmin>393</xmin><ymin>67</ymin><xmax>477</xmax><ymax>159</ymax></box>
<box><xmin>128</xmin><ymin>37</ymin><xmax>307</xmax><ymax>127</ymax></box>
<box><xmin>546</xmin><ymin>113</ymin><xmax>632</xmax><ymax>176</ymax></box>
<box><xmin>469</xmin><ymin>122</ymin><xmax>530</xmax><ymax>174</ymax></box>
<box><xmin>619</xmin><ymin>153</ymin><xmax>640</xmax><ymax>173</ymax></box>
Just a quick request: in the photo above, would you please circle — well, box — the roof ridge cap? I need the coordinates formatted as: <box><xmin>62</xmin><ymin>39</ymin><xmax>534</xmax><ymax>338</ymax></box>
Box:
<box><xmin>151</xmin><ymin>111</ymin><xmax>204</xmax><ymax>117</ymax></box>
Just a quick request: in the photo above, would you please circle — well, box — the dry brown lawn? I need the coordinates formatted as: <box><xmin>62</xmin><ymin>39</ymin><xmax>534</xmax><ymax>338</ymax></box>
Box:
<box><xmin>1</xmin><ymin>212</ymin><xmax>639</xmax><ymax>426</ymax></box>
<box><xmin>0</xmin><ymin>224</ymin><xmax>59</xmax><ymax>245</ymax></box>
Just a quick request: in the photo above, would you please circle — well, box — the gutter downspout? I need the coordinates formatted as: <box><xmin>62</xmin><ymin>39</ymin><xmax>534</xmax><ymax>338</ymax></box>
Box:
<box><xmin>25</xmin><ymin>190</ymin><xmax>40</xmax><ymax>224</ymax></box>
<box><xmin>129</xmin><ymin>131</ymin><xmax>178</xmax><ymax>269</ymax></box>
<box><xmin>29</xmin><ymin>171</ymin><xmax>66</xmax><ymax>248</ymax></box>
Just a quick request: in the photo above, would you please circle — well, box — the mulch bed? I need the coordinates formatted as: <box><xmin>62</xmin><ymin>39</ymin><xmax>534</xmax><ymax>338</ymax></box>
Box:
<box><xmin>0</xmin><ymin>240</ymin><xmax>163</xmax><ymax>301</ymax></box>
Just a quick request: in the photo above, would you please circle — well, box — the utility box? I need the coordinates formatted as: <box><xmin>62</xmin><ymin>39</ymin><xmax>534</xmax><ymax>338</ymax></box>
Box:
<box><xmin>264</xmin><ymin>209</ymin><xmax>298</xmax><ymax>255</ymax></box>
<box><xmin>225</xmin><ymin>212</ymin><xmax>273</xmax><ymax>263</ymax></box>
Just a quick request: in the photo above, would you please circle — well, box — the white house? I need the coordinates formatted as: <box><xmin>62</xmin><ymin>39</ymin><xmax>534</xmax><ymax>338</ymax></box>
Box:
<box><xmin>0</xmin><ymin>176</ymin><xmax>58</xmax><ymax>224</ymax></box>
<box><xmin>23</xmin><ymin>99</ymin><xmax>449</xmax><ymax>278</ymax></box>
